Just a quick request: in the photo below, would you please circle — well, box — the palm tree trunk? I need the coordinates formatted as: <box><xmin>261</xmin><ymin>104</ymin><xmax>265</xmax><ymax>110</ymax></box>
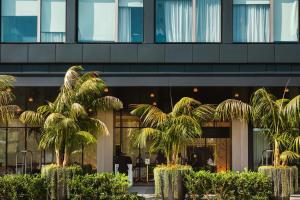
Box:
<box><xmin>63</xmin><ymin>147</ymin><xmax>70</xmax><ymax>167</ymax></box>
<box><xmin>55</xmin><ymin>149</ymin><xmax>62</xmax><ymax>166</ymax></box>
<box><xmin>274</xmin><ymin>139</ymin><xmax>281</xmax><ymax>166</ymax></box>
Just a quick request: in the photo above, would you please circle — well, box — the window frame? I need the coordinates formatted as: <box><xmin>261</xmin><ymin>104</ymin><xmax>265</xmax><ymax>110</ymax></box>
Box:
<box><xmin>154</xmin><ymin>0</ymin><xmax>223</xmax><ymax>44</ymax></box>
<box><xmin>232</xmin><ymin>0</ymin><xmax>300</xmax><ymax>44</ymax></box>
<box><xmin>76</xmin><ymin>0</ymin><xmax>145</xmax><ymax>44</ymax></box>
<box><xmin>0</xmin><ymin>0</ymin><xmax>67</xmax><ymax>44</ymax></box>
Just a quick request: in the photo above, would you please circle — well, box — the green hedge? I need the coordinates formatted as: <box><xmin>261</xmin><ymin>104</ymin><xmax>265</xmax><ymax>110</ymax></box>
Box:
<box><xmin>185</xmin><ymin>171</ymin><xmax>272</xmax><ymax>200</ymax></box>
<box><xmin>68</xmin><ymin>173</ymin><xmax>143</xmax><ymax>200</ymax></box>
<box><xmin>0</xmin><ymin>174</ymin><xmax>46</xmax><ymax>200</ymax></box>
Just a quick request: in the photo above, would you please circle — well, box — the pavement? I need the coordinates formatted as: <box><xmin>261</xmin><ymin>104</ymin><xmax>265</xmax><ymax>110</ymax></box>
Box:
<box><xmin>129</xmin><ymin>185</ymin><xmax>156</xmax><ymax>199</ymax></box>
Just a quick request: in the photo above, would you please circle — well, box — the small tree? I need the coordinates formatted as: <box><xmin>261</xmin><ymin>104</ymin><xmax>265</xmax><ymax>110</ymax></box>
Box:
<box><xmin>0</xmin><ymin>75</ymin><xmax>19</xmax><ymax>122</ymax></box>
<box><xmin>215</xmin><ymin>88</ymin><xmax>300</xmax><ymax>166</ymax></box>
<box><xmin>130</xmin><ymin>97</ymin><xmax>214</xmax><ymax>165</ymax></box>
<box><xmin>20</xmin><ymin>66</ymin><xmax>123</xmax><ymax>166</ymax></box>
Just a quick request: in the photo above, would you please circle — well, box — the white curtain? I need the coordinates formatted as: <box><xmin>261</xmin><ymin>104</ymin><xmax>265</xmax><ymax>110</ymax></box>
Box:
<box><xmin>274</xmin><ymin>0</ymin><xmax>299</xmax><ymax>42</ymax></box>
<box><xmin>196</xmin><ymin>0</ymin><xmax>221</xmax><ymax>42</ymax></box>
<box><xmin>118</xmin><ymin>7</ymin><xmax>132</xmax><ymax>42</ymax></box>
<box><xmin>233</xmin><ymin>4</ymin><xmax>270</xmax><ymax>42</ymax></box>
<box><xmin>41</xmin><ymin>32</ymin><xmax>65</xmax><ymax>42</ymax></box>
<box><xmin>164</xmin><ymin>0</ymin><xmax>192</xmax><ymax>42</ymax></box>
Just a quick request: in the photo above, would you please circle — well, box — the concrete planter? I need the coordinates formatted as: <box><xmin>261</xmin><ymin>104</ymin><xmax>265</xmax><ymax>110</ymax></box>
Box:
<box><xmin>154</xmin><ymin>165</ymin><xmax>192</xmax><ymax>200</ymax></box>
<box><xmin>258</xmin><ymin>166</ymin><xmax>298</xmax><ymax>198</ymax></box>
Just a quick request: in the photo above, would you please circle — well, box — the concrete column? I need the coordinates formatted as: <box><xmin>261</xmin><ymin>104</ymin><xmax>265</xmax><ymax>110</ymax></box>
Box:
<box><xmin>96</xmin><ymin>111</ymin><xmax>114</xmax><ymax>172</ymax></box>
<box><xmin>232</xmin><ymin>120</ymin><xmax>248</xmax><ymax>171</ymax></box>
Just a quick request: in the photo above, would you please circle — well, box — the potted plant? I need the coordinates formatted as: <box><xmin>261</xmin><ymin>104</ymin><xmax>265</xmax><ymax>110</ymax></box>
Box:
<box><xmin>20</xmin><ymin>66</ymin><xmax>123</xmax><ymax>199</ymax></box>
<box><xmin>130</xmin><ymin>97</ymin><xmax>214</xmax><ymax>200</ymax></box>
<box><xmin>215</xmin><ymin>88</ymin><xmax>300</xmax><ymax>198</ymax></box>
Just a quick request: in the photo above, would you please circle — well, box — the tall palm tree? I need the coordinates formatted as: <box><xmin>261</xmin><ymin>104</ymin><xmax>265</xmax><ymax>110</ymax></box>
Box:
<box><xmin>20</xmin><ymin>66</ymin><xmax>123</xmax><ymax>166</ymax></box>
<box><xmin>215</xmin><ymin>88</ymin><xmax>300</xmax><ymax>166</ymax></box>
<box><xmin>130</xmin><ymin>97</ymin><xmax>214</xmax><ymax>165</ymax></box>
<box><xmin>0</xmin><ymin>75</ymin><xmax>19</xmax><ymax>122</ymax></box>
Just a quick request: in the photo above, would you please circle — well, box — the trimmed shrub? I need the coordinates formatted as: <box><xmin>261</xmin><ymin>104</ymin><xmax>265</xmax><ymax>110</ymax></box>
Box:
<box><xmin>154</xmin><ymin>165</ymin><xmax>192</xmax><ymax>200</ymax></box>
<box><xmin>185</xmin><ymin>171</ymin><xmax>272</xmax><ymax>200</ymax></box>
<box><xmin>0</xmin><ymin>174</ymin><xmax>46</xmax><ymax>200</ymax></box>
<box><xmin>68</xmin><ymin>173</ymin><xmax>143</xmax><ymax>200</ymax></box>
<box><xmin>41</xmin><ymin>164</ymin><xmax>83</xmax><ymax>200</ymax></box>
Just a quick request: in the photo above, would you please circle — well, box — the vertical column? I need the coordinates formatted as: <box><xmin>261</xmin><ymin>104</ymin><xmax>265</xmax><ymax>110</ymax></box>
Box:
<box><xmin>232</xmin><ymin>120</ymin><xmax>248</xmax><ymax>171</ymax></box>
<box><xmin>97</xmin><ymin>111</ymin><xmax>114</xmax><ymax>172</ymax></box>
<box><xmin>66</xmin><ymin>0</ymin><xmax>76</xmax><ymax>43</ymax></box>
<box><xmin>144</xmin><ymin>0</ymin><xmax>155</xmax><ymax>43</ymax></box>
<box><xmin>222</xmin><ymin>0</ymin><xmax>233</xmax><ymax>43</ymax></box>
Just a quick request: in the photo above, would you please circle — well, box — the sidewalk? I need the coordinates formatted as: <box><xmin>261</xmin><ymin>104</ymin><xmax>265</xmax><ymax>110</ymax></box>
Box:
<box><xmin>129</xmin><ymin>185</ymin><xmax>156</xmax><ymax>199</ymax></box>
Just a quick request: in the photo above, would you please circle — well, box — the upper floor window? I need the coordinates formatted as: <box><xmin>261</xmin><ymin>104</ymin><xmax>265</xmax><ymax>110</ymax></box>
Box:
<box><xmin>156</xmin><ymin>0</ymin><xmax>221</xmax><ymax>43</ymax></box>
<box><xmin>233</xmin><ymin>0</ymin><xmax>298</xmax><ymax>43</ymax></box>
<box><xmin>78</xmin><ymin>0</ymin><xmax>144</xmax><ymax>43</ymax></box>
<box><xmin>1</xmin><ymin>0</ymin><xmax>66</xmax><ymax>43</ymax></box>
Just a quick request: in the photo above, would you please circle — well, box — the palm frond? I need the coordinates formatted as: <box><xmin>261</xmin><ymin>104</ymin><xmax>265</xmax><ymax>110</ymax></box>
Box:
<box><xmin>172</xmin><ymin>97</ymin><xmax>201</xmax><ymax>116</ymax></box>
<box><xmin>193</xmin><ymin>104</ymin><xmax>215</xmax><ymax>121</ymax></box>
<box><xmin>0</xmin><ymin>105</ymin><xmax>19</xmax><ymax>122</ymax></box>
<box><xmin>131</xmin><ymin>104</ymin><xmax>167</xmax><ymax>127</ymax></box>
<box><xmin>93</xmin><ymin>96</ymin><xmax>123</xmax><ymax>111</ymax></box>
<box><xmin>76</xmin><ymin>131</ymin><xmax>97</xmax><ymax>144</ymax></box>
<box><xmin>90</xmin><ymin>118</ymin><xmax>109</xmax><ymax>136</ymax></box>
<box><xmin>44</xmin><ymin>113</ymin><xmax>66</xmax><ymax>128</ymax></box>
<box><xmin>64</xmin><ymin>65</ymin><xmax>83</xmax><ymax>90</ymax></box>
<box><xmin>129</xmin><ymin>128</ymin><xmax>161</xmax><ymax>148</ymax></box>
<box><xmin>77</xmin><ymin>78</ymin><xmax>106</xmax><ymax>97</ymax></box>
<box><xmin>284</xmin><ymin>95</ymin><xmax>300</xmax><ymax>126</ymax></box>
<box><xmin>280</xmin><ymin>151</ymin><xmax>300</xmax><ymax>164</ymax></box>
<box><xmin>70</xmin><ymin>103</ymin><xmax>87</xmax><ymax>119</ymax></box>
<box><xmin>0</xmin><ymin>75</ymin><xmax>15</xmax><ymax>90</ymax></box>
<box><xmin>215</xmin><ymin>99</ymin><xmax>251</xmax><ymax>121</ymax></box>
<box><xmin>294</xmin><ymin>136</ymin><xmax>300</xmax><ymax>153</ymax></box>
<box><xmin>20</xmin><ymin>110</ymin><xmax>45</xmax><ymax>126</ymax></box>
<box><xmin>0</xmin><ymin>91</ymin><xmax>15</xmax><ymax>106</ymax></box>
<box><xmin>251</xmin><ymin>88</ymin><xmax>280</xmax><ymax>129</ymax></box>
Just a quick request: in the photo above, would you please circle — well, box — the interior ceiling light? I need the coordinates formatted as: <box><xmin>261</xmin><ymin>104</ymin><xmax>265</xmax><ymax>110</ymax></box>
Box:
<box><xmin>104</xmin><ymin>88</ymin><xmax>109</xmax><ymax>93</ymax></box>
<box><xmin>153</xmin><ymin>102</ymin><xmax>157</xmax><ymax>106</ymax></box>
<box><xmin>234</xmin><ymin>93</ymin><xmax>239</xmax><ymax>98</ymax></box>
<box><xmin>88</xmin><ymin>108</ymin><xmax>93</xmax><ymax>112</ymax></box>
<box><xmin>28</xmin><ymin>97</ymin><xmax>34</xmax><ymax>102</ymax></box>
<box><xmin>150</xmin><ymin>93</ymin><xmax>155</xmax><ymax>98</ymax></box>
<box><xmin>284</xmin><ymin>88</ymin><xmax>289</xmax><ymax>93</ymax></box>
<box><xmin>193</xmin><ymin>87</ymin><xmax>198</xmax><ymax>93</ymax></box>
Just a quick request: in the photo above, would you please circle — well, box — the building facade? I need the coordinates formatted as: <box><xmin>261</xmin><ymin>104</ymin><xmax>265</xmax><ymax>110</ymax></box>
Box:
<box><xmin>0</xmin><ymin>0</ymin><xmax>299</xmax><ymax>183</ymax></box>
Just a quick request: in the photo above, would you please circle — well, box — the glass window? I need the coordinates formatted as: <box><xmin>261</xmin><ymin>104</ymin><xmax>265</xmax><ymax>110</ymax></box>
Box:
<box><xmin>233</xmin><ymin>0</ymin><xmax>270</xmax><ymax>43</ymax></box>
<box><xmin>196</xmin><ymin>0</ymin><xmax>221</xmax><ymax>42</ymax></box>
<box><xmin>1</xmin><ymin>0</ymin><xmax>39</xmax><ymax>42</ymax></box>
<box><xmin>156</xmin><ymin>0</ymin><xmax>221</xmax><ymax>43</ymax></box>
<box><xmin>274</xmin><ymin>0</ymin><xmax>299</xmax><ymax>42</ymax></box>
<box><xmin>41</xmin><ymin>0</ymin><xmax>66</xmax><ymax>42</ymax></box>
<box><xmin>78</xmin><ymin>0</ymin><xmax>143</xmax><ymax>42</ymax></box>
<box><xmin>1</xmin><ymin>0</ymin><xmax>66</xmax><ymax>43</ymax></box>
<box><xmin>233</xmin><ymin>0</ymin><xmax>299</xmax><ymax>43</ymax></box>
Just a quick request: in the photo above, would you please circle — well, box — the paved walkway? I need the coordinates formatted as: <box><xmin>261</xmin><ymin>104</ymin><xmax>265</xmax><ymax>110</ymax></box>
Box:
<box><xmin>129</xmin><ymin>185</ymin><xmax>156</xmax><ymax>199</ymax></box>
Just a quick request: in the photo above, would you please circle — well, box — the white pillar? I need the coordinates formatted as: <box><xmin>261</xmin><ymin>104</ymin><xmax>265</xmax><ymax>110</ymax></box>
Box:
<box><xmin>232</xmin><ymin>120</ymin><xmax>248</xmax><ymax>171</ymax></box>
<box><xmin>96</xmin><ymin>111</ymin><xmax>114</xmax><ymax>172</ymax></box>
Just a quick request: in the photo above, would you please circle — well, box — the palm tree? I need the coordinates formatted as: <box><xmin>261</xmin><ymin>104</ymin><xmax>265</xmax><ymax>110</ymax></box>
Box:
<box><xmin>215</xmin><ymin>88</ymin><xmax>300</xmax><ymax>167</ymax></box>
<box><xmin>0</xmin><ymin>75</ymin><xmax>19</xmax><ymax>122</ymax></box>
<box><xmin>130</xmin><ymin>97</ymin><xmax>214</xmax><ymax>165</ymax></box>
<box><xmin>20</xmin><ymin>66</ymin><xmax>123</xmax><ymax>166</ymax></box>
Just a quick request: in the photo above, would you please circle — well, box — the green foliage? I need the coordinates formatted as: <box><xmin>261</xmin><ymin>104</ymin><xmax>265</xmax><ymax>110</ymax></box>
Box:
<box><xmin>215</xmin><ymin>88</ymin><xmax>300</xmax><ymax>166</ymax></box>
<box><xmin>41</xmin><ymin>165</ymin><xmax>83</xmax><ymax>200</ymax></box>
<box><xmin>185</xmin><ymin>170</ymin><xmax>272</xmax><ymax>200</ymax></box>
<box><xmin>130</xmin><ymin>97</ymin><xmax>214</xmax><ymax>164</ymax></box>
<box><xmin>259</xmin><ymin>166</ymin><xmax>298</xmax><ymax>198</ymax></box>
<box><xmin>20</xmin><ymin>66</ymin><xmax>123</xmax><ymax>166</ymax></box>
<box><xmin>68</xmin><ymin>173</ymin><xmax>143</xmax><ymax>200</ymax></box>
<box><xmin>0</xmin><ymin>174</ymin><xmax>46</xmax><ymax>200</ymax></box>
<box><xmin>154</xmin><ymin>165</ymin><xmax>192</xmax><ymax>199</ymax></box>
